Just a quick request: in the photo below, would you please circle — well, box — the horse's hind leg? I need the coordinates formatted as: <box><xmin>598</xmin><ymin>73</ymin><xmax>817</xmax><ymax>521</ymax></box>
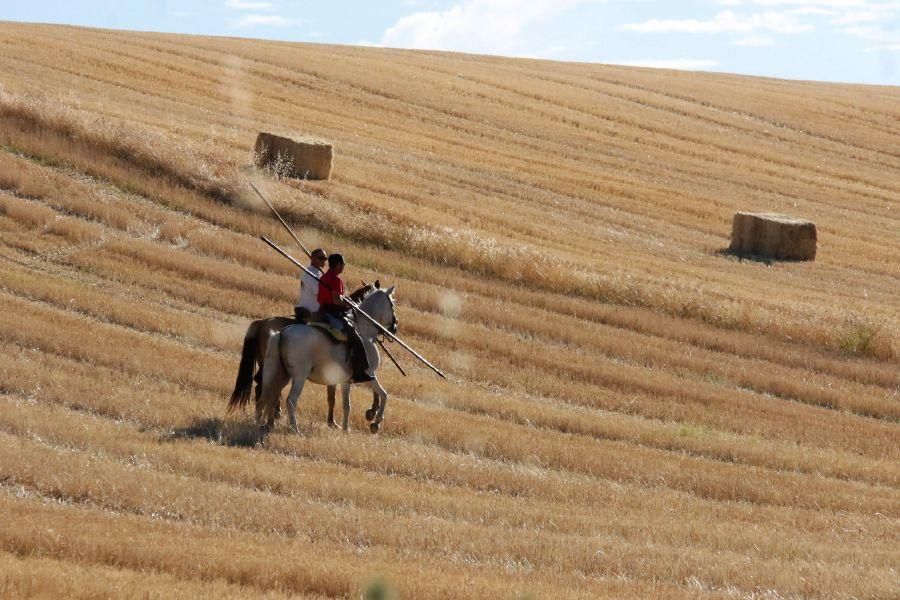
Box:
<box><xmin>285</xmin><ymin>378</ymin><xmax>308</xmax><ymax>435</ymax></box>
<box><xmin>253</xmin><ymin>363</ymin><xmax>264</xmax><ymax>400</ymax></box>
<box><xmin>256</xmin><ymin>364</ymin><xmax>289</xmax><ymax>430</ymax></box>
<box><xmin>254</xmin><ymin>364</ymin><xmax>282</xmax><ymax>419</ymax></box>
<box><xmin>326</xmin><ymin>385</ymin><xmax>338</xmax><ymax>428</ymax></box>
<box><xmin>340</xmin><ymin>383</ymin><xmax>352</xmax><ymax>431</ymax></box>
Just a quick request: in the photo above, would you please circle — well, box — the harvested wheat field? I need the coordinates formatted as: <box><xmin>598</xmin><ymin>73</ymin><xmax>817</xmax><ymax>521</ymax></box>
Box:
<box><xmin>0</xmin><ymin>21</ymin><xmax>898</xmax><ymax>599</ymax></box>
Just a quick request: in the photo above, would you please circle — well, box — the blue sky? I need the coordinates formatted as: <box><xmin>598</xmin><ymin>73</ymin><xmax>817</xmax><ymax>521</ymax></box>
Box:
<box><xmin>2</xmin><ymin>1</ymin><xmax>899</xmax><ymax>85</ymax></box>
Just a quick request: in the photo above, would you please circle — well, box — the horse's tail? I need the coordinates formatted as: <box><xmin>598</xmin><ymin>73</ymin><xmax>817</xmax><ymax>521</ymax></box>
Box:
<box><xmin>257</xmin><ymin>330</ymin><xmax>289</xmax><ymax>426</ymax></box>
<box><xmin>227</xmin><ymin>320</ymin><xmax>261</xmax><ymax>413</ymax></box>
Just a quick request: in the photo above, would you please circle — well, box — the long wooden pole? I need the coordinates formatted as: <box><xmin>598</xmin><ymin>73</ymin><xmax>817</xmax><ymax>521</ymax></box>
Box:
<box><xmin>252</xmin><ymin>182</ymin><xmax>409</xmax><ymax>377</ymax></box>
<box><xmin>378</xmin><ymin>340</ymin><xmax>408</xmax><ymax>377</ymax></box>
<box><xmin>262</xmin><ymin>236</ymin><xmax>447</xmax><ymax>380</ymax></box>
<box><xmin>250</xmin><ymin>181</ymin><xmax>312</xmax><ymax>258</ymax></box>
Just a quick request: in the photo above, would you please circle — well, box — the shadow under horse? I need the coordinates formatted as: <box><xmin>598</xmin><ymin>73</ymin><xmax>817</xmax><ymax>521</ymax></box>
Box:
<box><xmin>168</xmin><ymin>417</ymin><xmax>262</xmax><ymax>447</ymax></box>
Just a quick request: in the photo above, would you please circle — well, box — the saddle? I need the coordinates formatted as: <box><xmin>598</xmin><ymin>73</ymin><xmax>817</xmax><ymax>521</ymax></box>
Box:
<box><xmin>307</xmin><ymin>311</ymin><xmax>349</xmax><ymax>342</ymax></box>
<box><xmin>307</xmin><ymin>310</ymin><xmax>372</xmax><ymax>383</ymax></box>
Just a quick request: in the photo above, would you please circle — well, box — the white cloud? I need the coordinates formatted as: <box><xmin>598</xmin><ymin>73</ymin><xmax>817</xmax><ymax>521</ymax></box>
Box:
<box><xmin>729</xmin><ymin>1</ymin><xmax>874</xmax><ymax>6</ymax></box>
<box><xmin>845</xmin><ymin>23</ymin><xmax>899</xmax><ymax>40</ymax></box>
<box><xmin>379</xmin><ymin>0</ymin><xmax>593</xmax><ymax>56</ymax></box>
<box><xmin>727</xmin><ymin>0</ymin><xmax>900</xmax><ymax>17</ymax></box>
<box><xmin>376</xmin><ymin>0</ymin><xmax>900</xmax><ymax>69</ymax></box>
<box><xmin>832</xmin><ymin>10</ymin><xmax>883</xmax><ymax>23</ymax></box>
<box><xmin>622</xmin><ymin>10</ymin><xmax>814</xmax><ymax>34</ymax></box>
<box><xmin>789</xmin><ymin>7</ymin><xmax>836</xmax><ymax>15</ymax></box>
<box><xmin>226</xmin><ymin>0</ymin><xmax>274</xmax><ymax>10</ymax></box>
<box><xmin>831</xmin><ymin>2</ymin><xmax>900</xmax><ymax>25</ymax></box>
<box><xmin>734</xmin><ymin>34</ymin><xmax>777</xmax><ymax>45</ymax></box>
<box><xmin>720</xmin><ymin>0</ymin><xmax>900</xmax><ymax>48</ymax></box>
<box><xmin>232</xmin><ymin>14</ymin><xmax>292</xmax><ymax>28</ymax></box>
<box><xmin>613</xmin><ymin>58</ymin><xmax>721</xmax><ymax>70</ymax></box>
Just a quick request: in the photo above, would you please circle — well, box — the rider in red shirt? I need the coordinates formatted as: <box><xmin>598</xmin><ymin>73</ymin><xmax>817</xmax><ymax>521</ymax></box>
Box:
<box><xmin>316</xmin><ymin>254</ymin><xmax>373</xmax><ymax>382</ymax></box>
<box><xmin>317</xmin><ymin>258</ymin><xmax>346</xmax><ymax>311</ymax></box>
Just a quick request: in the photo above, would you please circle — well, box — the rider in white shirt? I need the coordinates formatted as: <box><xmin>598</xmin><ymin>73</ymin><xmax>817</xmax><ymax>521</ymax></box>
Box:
<box><xmin>294</xmin><ymin>248</ymin><xmax>327</xmax><ymax>323</ymax></box>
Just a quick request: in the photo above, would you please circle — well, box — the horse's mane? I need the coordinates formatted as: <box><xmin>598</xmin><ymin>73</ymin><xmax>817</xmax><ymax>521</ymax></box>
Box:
<box><xmin>349</xmin><ymin>281</ymin><xmax>394</xmax><ymax>308</ymax></box>
<box><xmin>347</xmin><ymin>282</ymin><xmax>374</xmax><ymax>302</ymax></box>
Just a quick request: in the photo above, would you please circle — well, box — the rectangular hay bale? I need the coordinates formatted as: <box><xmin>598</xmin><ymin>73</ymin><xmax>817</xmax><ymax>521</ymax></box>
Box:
<box><xmin>254</xmin><ymin>132</ymin><xmax>333</xmax><ymax>180</ymax></box>
<box><xmin>729</xmin><ymin>212</ymin><xmax>817</xmax><ymax>261</ymax></box>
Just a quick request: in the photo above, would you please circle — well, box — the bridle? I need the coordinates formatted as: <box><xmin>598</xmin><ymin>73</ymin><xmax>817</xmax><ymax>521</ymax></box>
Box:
<box><xmin>380</xmin><ymin>291</ymin><xmax>398</xmax><ymax>339</ymax></box>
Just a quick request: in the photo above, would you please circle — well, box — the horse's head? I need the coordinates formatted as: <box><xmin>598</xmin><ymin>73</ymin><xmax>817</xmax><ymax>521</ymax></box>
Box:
<box><xmin>359</xmin><ymin>286</ymin><xmax>397</xmax><ymax>334</ymax></box>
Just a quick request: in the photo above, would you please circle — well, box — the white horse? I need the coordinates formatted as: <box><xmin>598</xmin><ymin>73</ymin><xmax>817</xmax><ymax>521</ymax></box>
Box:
<box><xmin>256</xmin><ymin>287</ymin><xmax>398</xmax><ymax>434</ymax></box>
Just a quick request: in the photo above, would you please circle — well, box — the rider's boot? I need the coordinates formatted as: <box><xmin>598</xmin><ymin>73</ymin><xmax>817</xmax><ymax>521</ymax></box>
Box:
<box><xmin>347</xmin><ymin>327</ymin><xmax>374</xmax><ymax>383</ymax></box>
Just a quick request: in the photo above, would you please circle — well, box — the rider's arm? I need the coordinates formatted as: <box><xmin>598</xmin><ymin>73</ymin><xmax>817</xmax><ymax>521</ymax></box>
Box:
<box><xmin>333</xmin><ymin>291</ymin><xmax>350</xmax><ymax>307</ymax></box>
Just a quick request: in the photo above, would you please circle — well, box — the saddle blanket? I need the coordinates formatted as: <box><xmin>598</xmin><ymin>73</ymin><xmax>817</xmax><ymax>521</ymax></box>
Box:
<box><xmin>307</xmin><ymin>319</ymin><xmax>348</xmax><ymax>342</ymax></box>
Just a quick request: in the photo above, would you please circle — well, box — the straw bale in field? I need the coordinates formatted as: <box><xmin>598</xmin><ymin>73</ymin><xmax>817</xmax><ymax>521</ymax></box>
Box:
<box><xmin>729</xmin><ymin>212</ymin><xmax>817</xmax><ymax>261</ymax></box>
<box><xmin>254</xmin><ymin>132</ymin><xmax>333</xmax><ymax>180</ymax></box>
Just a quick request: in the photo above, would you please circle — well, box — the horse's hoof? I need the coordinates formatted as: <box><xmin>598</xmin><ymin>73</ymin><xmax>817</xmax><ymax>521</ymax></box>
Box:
<box><xmin>370</xmin><ymin>422</ymin><xmax>380</xmax><ymax>434</ymax></box>
<box><xmin>365</xmin><ymin>408</ymin><xmax>377</xmax><ymax>421</ymax></box>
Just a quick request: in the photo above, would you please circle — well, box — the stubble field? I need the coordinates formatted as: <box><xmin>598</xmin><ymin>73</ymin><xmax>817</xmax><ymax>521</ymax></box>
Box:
<box><xmin>0</xmin><ymin>21</ymin><xmax>898</xmax><ymax>598</ymax></box>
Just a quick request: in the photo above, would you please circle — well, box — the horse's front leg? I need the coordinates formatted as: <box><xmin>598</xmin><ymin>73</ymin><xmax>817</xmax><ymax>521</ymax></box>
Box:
<box><xmin>367</xmin><ymin>379</ymin><xmax>388</xmax><ymax>434</ymax></box>
<box><xmin>326</xmin><ymin>385</ymin><xmax>338</xmax><ymax>428</ymax></box>
<box><xmin>365</xmin><ymin>392</ymin><xmax>380</xmax><ymax>422</ymax></box>
<box><xmin>340</xmin><ymin>383</ymin><xmax>352</xmax><ymax>431</ymax></box>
